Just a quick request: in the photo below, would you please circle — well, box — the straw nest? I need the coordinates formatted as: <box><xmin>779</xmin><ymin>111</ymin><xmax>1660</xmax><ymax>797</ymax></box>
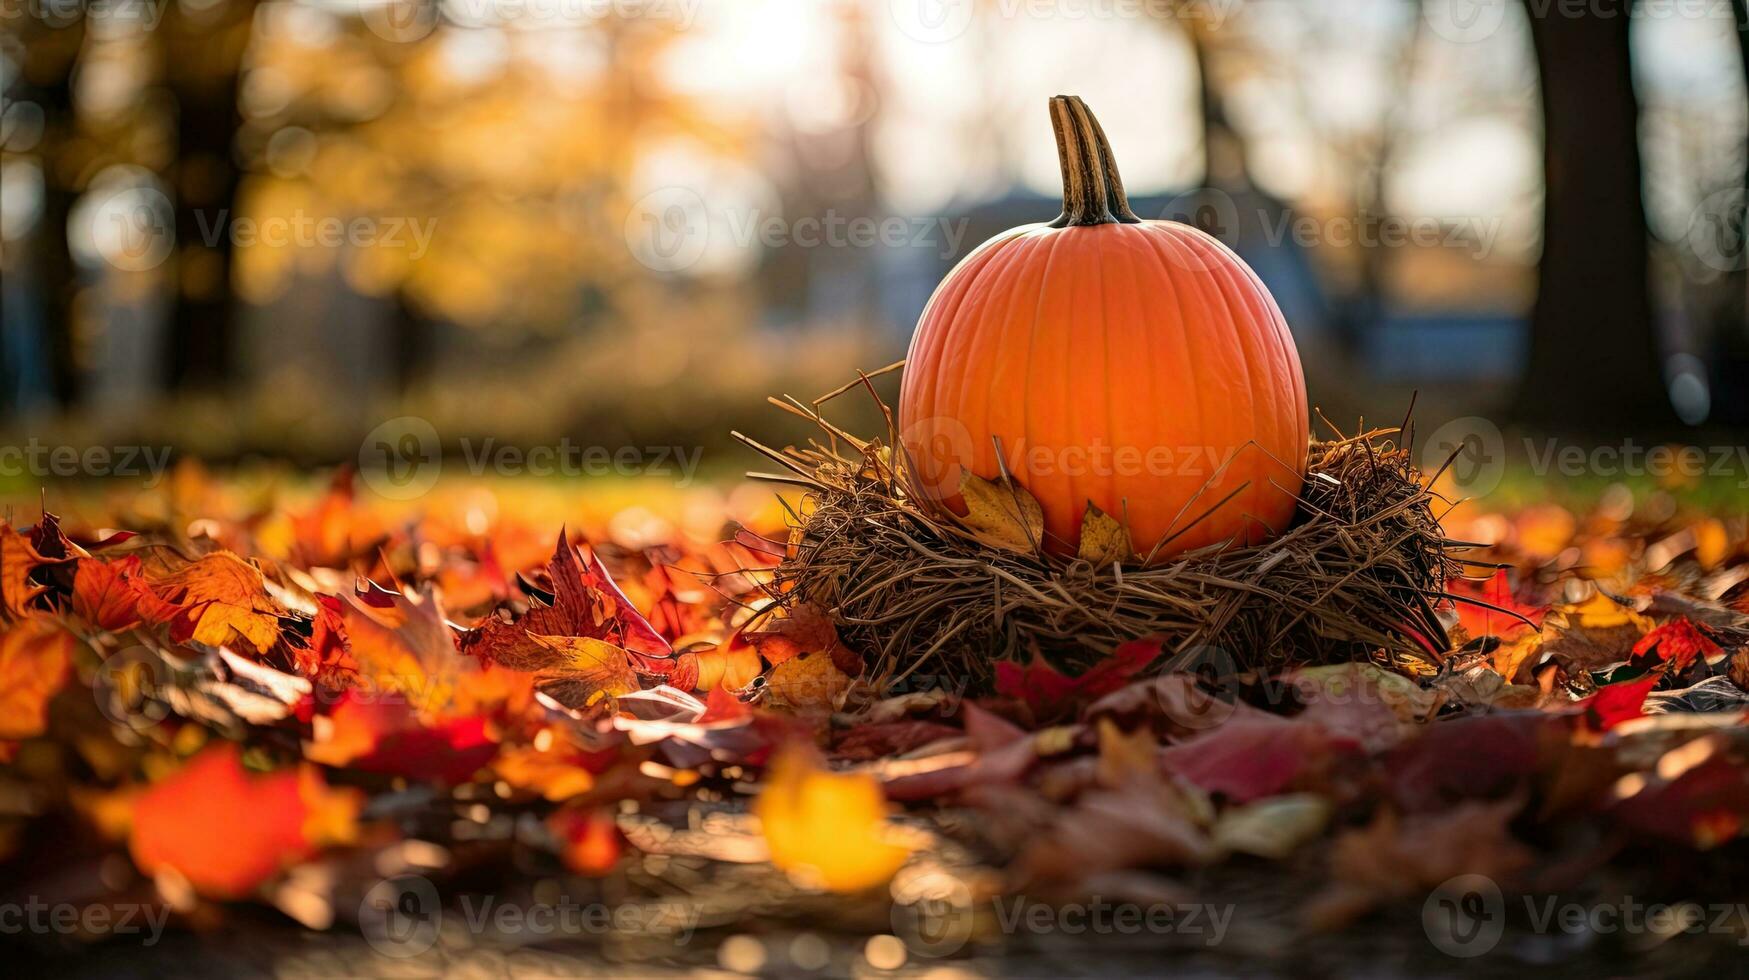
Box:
<box><xmin>736</xmin><ymin>365</ymin><xmax>1474</xmax><ymax>689</ymax></box>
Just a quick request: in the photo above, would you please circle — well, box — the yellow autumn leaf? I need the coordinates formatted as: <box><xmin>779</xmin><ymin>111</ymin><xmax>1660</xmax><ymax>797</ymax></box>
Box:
<box><xmin>1213</xmin><ymin>794</ymin><xmax>1332</xmax><ymax>859</ymax></box>
<box><xmin>1694</xmin><ymin>519</ymin><xmax>1729</xmax><ymax>570</ymax></box>
<box><xmin>494</xmin><ymin>742</ymin><xmax>597</xmax><ymax>802</ymax></box>
<box><xmin>1566</xmin><ymin>591</ymin><xmax>1651</xmax><ymax>631</ymax></box>
<box><xmin>754</xmin><ymin>746</ymin><xmax>910</xmax><ymax>893</ymax></box>
<box><xmin>765</xmin><ymin>650</ymin><xmax>852</xmax><ymax>710</ymax></box>
<box><xmin>956</xmin><ymin>470</ymin><xmax>1044</xmax><ymax>553</ymax></box>
<box><xmin>151</xmin><ymin>552</ymin><xmax>287</xmax><ymax>653</ymax></box>
<box><xmin>1076</xmin><ymin>501</ymin><xmax>1133</xmax><ymax>566</ymax></box>
<box><xmin>527</xmin><ymin>634</ymin><xmax>640</xmax><ymax>707</ymax></box>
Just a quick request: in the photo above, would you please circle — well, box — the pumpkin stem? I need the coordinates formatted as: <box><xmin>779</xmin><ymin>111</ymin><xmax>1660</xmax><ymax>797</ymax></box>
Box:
<box><xmin>1048</xmin><ymin>96</ymin><xmax>1140</xmax><ymax>227</ymax></box>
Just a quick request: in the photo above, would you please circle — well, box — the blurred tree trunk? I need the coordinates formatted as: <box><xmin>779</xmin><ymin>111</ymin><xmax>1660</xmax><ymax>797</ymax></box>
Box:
<box><xmin>160</xmin><ymin>0</ymin><xmax>256</xmax><ymax>390</ymax></box>
<box><xmin>7</xmin><ymin>17</ymin><xmax>85</xmax><ymax>409</ymax></box>
<box><xmin>1712</xmin><ymin>0</ymin><xmax>1749</xmax><ymax>424</ymax></box>
<box><xmin>1514</xmin><ymin>0</ymin><xmax>1678</xmax><ymax>430</ymax></box>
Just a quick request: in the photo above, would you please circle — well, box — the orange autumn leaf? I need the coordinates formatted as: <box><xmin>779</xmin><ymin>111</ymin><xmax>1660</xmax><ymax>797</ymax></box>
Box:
<box><xmin>341</xmin><ymin>580</ymin><xmax>465</xmax><ymax>712</ymax></box>
<box><xmin>494</xmin><ymin>726</ymin><xmax>619</xmax><ymax>802</ymax></box>
<box><xmin>339</xmin><ymin>580</ymin><xmax>533</xmax><ymax>720</ymax></box>
<box><xmin>743</xmin><ymin>603</ymin><xmax>859</xmax><ymax>675</ymax></box>
<box><xmin>460</xmin><ymin>529</ymin><xmax>674</xmax><ymax>673</ymax></box>
<box><xmin>764</xmin><ymin>650</ymin><xmax>852</xmax><ymax>711</ymax></box>
<box><xmin>73</xmin><ymin>555</ymin><xmax>175</xmax><ymax>631</ymax></box>
<box><xmin>289</xmin><ymin>469</ymin><xmax>375</xmax><ymax>568</ymax></box>
<box><xmin>147</xmin><ymin>552</ymin><xmax>288</xmax><ymax>652</ymax></box>
<box><xmin>304</xmin><ymin>692</ymin><xmax>497</xmax><ymax>784</ymax></box>
<box><xmin>282</xmin><ymin>594</ymin><xmax>357</xmax><ymax>687</ymax></box>
<box><xmin>1447</xmin><ymin>569</ymin><xmax>1544</xmax><ymax>640</ymax></box>
<box><xmin>0</xmin><ymin>615</ymin><xmax>75</xmax><ymax>741</ymax></box>
<box><xmin>1</xmin><ymin>523</ymin><xmax>65</xmax><ymax>619</ymax></box>
<box><xmin>129</xmin><ymin>742</ymin><xmax>361</xmax><ymax>898</ymax></box>
<box><xmin>754</xmin><ymin>746</ymin><xmax>910</xmax><ymax>892</ymax></box>
<box><xmin>682</xmin><ymin>630</ymin><xmax>762</xmax><ymax>692</ymax></box>
<box><xmin>548</xmin><ymin>808</ymin><xmax>622</xmax><ymax>876</ymax></box>
<box><xmin>1514</xmin><ymin>504</ymin><xmax>1577</xmax><ymax>562</ymax></box>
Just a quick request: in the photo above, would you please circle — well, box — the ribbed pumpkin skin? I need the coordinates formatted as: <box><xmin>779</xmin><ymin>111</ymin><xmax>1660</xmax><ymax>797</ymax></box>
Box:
<box><xmin>899</xmin><ymin>219</ymin><xmax>1309</xmax><ymax>559</ymax></box>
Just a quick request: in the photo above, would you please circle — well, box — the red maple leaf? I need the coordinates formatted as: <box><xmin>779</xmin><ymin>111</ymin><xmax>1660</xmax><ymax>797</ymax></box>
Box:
<box><xmin>1631</xmin><ymin>619</ymin><xmax>1721</xmax><ymax>671</ymax></box>
<box><xmin>461</xmin><ymin>529</ymin><xmax>674</xmax><ymax>675</ymax></box>
<box><xmin>994</xmin><ymin>636</ymin><xmax>1162</xmax><ymax>721</ymax></box>
<box><xmin>1580</xmin><ymin>675</ymin><xmax>1660</xmax><ymax>732</ymax></box>
<box><xmin>1447</xmin><ymin>569</ymin><xmax>1545</xmax><ymax>640</ymax></box>
<box><xmin>130</xmin><ymin>742</ymin><xmax>358</xmax><ymax>898</ymax></box>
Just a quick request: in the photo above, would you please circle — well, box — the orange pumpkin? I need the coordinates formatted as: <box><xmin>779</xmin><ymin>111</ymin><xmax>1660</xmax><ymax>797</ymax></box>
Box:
<box><xmin>899</xmin><ymin>96</ymin><xmax>1309</xmax><ymax>560</ymax></box>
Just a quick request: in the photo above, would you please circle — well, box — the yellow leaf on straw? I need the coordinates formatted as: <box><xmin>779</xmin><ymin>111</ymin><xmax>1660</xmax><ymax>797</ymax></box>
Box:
<box><xmin>957</xmin><ymin>471</ymin><xmax>1044</xmax><ymax>553</ymax></box>
<box><xmin>1077</xmin><ymin>502</ymin><xmax>1133</xmax><ymax>567</ymax></box>
<box><xmin>754</xmin><ymin>747</ymin><xmax>910</xmax><ymax>892</ymax></box>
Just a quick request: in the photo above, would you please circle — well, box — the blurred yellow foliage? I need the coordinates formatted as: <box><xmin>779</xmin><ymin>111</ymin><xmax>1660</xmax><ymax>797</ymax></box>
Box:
<box><xmin>754</xmin><ymin>746</ymin><xmax>910</xmax><ymax>893</ymax></box>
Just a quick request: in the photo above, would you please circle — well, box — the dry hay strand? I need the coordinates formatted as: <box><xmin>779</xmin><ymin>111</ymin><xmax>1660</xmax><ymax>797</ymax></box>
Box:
<box><xmin>735</xmin><ymin>367</ymin><xmax>1477</xmax><ymax>690</ymax></box>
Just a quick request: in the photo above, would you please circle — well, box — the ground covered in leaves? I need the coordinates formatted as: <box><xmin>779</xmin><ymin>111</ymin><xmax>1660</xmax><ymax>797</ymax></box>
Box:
<box><xmin>3</xmin><ymin>465</ymin><xmax>1749</xmax><ymax>976</ymax></box>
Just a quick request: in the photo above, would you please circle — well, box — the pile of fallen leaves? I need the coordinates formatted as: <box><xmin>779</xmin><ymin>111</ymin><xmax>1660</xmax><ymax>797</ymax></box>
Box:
<box><xmin>3</xmin><ymin>462</ymin><xmax>1749</xmax><ymax>969</ymax></box>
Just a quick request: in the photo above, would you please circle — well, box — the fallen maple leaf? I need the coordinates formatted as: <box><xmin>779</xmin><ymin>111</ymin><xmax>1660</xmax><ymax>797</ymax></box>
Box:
<box><xmin>1021</xmin><ymin>720</ymin><xmax>1215</xmax><ymax>883</ymax></box>
<box><xmin>72</xmin><ymin>555</ymin><xmax>174</xmax><ymax>631</ymax></box>
<box><xmin>1160</xmin><ymin>714</ymin><xmax>1361</xmax><ymax>803</ymax></box>
<box><xmin>1579</xmin><ymin>674</ymin><xmax>1660</xmax><ymax>732</ymax></box>
<box><xmin>995</xmin><ymin>637</ymin><xmax>1162</xmax><ymax>722</ymax></box>
<box><xmin>461</xmin><ymin>529</ymin><xmax>674</xmax><ymax>678</ymax></box>
<box><xmin>1630</xmin><ymin>618</ymin><xmax>1721</xmax><ymax>671</ymax></box>
<box><xmin>280</xmin><ymin>594</ymin><xmax>357</xmax><ymax>687</ymax></box>
<box><xmin>743</xmin><ymin>602</ymin><xmax>860</xmax><ymax>676</ymax></box>
<box><xmin>522</xmin><ymin>634</ymin><xmax>641</xmax><ymax>710</ymax></box>
<box><xmin>147</xmin><ymin>551</ymin><xmax>288</xmax><ymax>653</ymax></box>
<box><xmin>0</xmin><ymin>615</ymin><xmax>75</xmax><ymax>741</ymax></box>
<box><xmin>129</xmin><ymin>742</ymin><xmax>361</xmax><ymax>898</ymax></box>
<box><xmin>754</xmin><ymin>745</ymin><xmax>910</xmax><ymax>892</ymax></box>
<box><xmin>1</xmin><ymin>522</ymin><xmax>66</xmax><ymax>619</ymax></box>
<box><xmin>304</xmin><ymin>692</ymin><xmax>497</xmax><ymax>784</ymax></box>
